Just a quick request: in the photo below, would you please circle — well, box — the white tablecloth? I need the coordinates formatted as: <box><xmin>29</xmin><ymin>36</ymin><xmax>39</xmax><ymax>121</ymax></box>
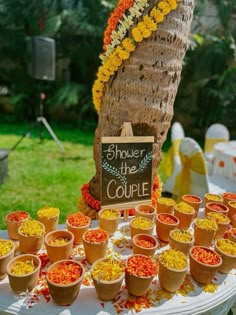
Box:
<box><xmin>0</xmin><ymin>216</ymin><xmax>235</xmax><ymax>315</ymax></box>
<box><xmin>212</xmin><ymin>141</ymin><xmax>236</xmax><ymax>181</ymax></box>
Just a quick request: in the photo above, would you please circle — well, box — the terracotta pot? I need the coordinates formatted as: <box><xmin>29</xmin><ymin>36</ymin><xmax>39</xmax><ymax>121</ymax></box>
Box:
<box><xmin>46</xmin><ymin>259</ymin><xmax>85</xmax><ymax>306</ymax></box>
<box><xmin>156</xmin><ymin>213</ymin><xmax>179</xmax><ymax>243</ymax></box>
<box><xmin>134</xmin><ymin>204</ymin><xmax>156</xmax><ymax>221</ymax></box>
<box><xmin>232</xmin><ymin>214</ymin><xmax>236</xmax><ymax>228</ymax></box>
<box><xmin>222</xmin><ymin>192</ymin><xmax>236</xmax><ymax>206</ymax></box>
<box><xmin>91</xmin><ymin>257</ymin><xmax>125</xmax><ymax>301</ymax></box>
<box><xmin>228</xmin><ymin>229</ymin><xmax>236</xmax><ymax>243</ymax></box>
<box><xmin>193</xmin><ymin>219</ymin><xmax>217</xmax><ymax>247</ymax></box>
<box><xmin>227</xmin><ymin>201</ymin><xmax>236</xmax><ymax>223</ymax></box>
<box><xmin>204</xmin><ymin>193</ymin><xmax>223</xmax><ymax>206</ymax></box>
<box><xmin>7</xmin><ymin>254</ymin><xmax>41</xmax><ymax>294</ymax></box>
<box><xmin>181</xmin><ymin>194</ymin><xmax>202</xmax><ymax>217</ymax></box>
<box><xmin>132</xmin><ymin>234</ymin><xmax>158</xmax><ymax>257</ymax></box>
<box><xmin>207</xmin><ymin>212</ymin><xmax>230</xmax><ymax>239</ymax></box>
<box><xmin>125</xmin><ymin>255</ymin><xmax>157</xmax><ymax>296</ymax></box>
<box><xmin>5</xmin><ymin>211</ymin><xmax>30</xmax><ymax>240</ymax></box>
<box><xmin>82</xmin><ymin>228</ymin><xmax>109</xmax><ymax>264</ymax></box>
<box><xmin>44</xmin><ymin>230</ymin><xmax>74</xmax><ymax>263</ymax></box>
<box><xmin>205</xmin><ymin>202</ymin><xmax>229</xmax><ymax>217</ymax></box>
<box><xmin>159</xmin><ymin>259</ymin><xmax>187</xmax><ymax>293</ymax></box>
<box><xmin>18</xmin><ymin>220</ymin><xmax>45</xmax><ymax>254</ymax></box>
<box><xmin>173</xmin><ymin>205</ymin><xmax>195</xmax><ymax>230</ymax></box>
<box><xmin>129</xmin><ymin>217</ymin><xmax>154</xmax><ymax>239</ymax></box>
<box><xmin>189</xmin><ymin>246</ymin><xmax>222</xmax><ymax>284</ymax></box>
<box><xmin>37</xmin><ymin>211</ymin><xmax>59</xmax><ymax>234</ymax></box>
<box><xmin>98</xmin><ymin>209</ymin><xmax>121</xmax><ymax>236</ymax></box>
<box><xmin>215</xmin><ymin>240</ymin><xmax>236</xmax><ymax>274</ymax></box>
<box><xmin>66</xmin><ymin>219</ymin><xmax>91</xmax><ymax>245</ymax></box>
<box><xmin>0</xmin><ymin>240</ymin><xmax>15</xmax><ymax>280</ymax></box>
<box><xmin>169</xmin><ymin>229</ymin><xmax>194</xmax><ymax>256</ymax></box>
<box><xmin>156</xmin><ymin>197</ymin><xmax>176</xmax><ymax>215</ymax></box>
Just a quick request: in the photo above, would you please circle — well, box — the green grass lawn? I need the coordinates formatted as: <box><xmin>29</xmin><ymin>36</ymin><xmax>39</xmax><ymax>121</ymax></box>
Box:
<box><xmin>0</xmin><ymin>123</ymin><xmax>168</xmax><ymax>230</ymax></box>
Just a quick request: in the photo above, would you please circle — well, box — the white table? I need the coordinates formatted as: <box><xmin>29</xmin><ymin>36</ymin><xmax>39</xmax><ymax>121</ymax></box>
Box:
<box><xmin>212</xmin><ymin>141</ymin><xmax>236</xmax><ymax>181</ymax></box>
<box><xmin>0</xmin><ymin>217</ymin><xmax>235</xmax><ymax>315</ymax></box>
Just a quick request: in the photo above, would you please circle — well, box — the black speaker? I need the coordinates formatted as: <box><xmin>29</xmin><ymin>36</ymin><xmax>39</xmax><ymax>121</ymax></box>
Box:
<box><xmin>26</xmin><ymin>36</ymin><xmax>55</xmax><ymax>81</ymax></box>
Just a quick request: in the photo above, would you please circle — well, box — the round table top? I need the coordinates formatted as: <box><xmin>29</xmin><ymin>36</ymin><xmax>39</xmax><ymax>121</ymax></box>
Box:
<box><xmin>214</xmin><ymin>141</ymin><xmax>236</xmax><ymax>157</ymax></box>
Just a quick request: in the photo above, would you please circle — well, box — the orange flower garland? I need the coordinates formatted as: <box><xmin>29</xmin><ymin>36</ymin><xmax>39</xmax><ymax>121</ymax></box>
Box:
<box><xmin>93</xmin><ymin>0</ymin><xmax>178</xmax><ymax>112</ymax></box>
<box><xmin>103</xmin><ymin>0</ymin><xmax>135</xmax><ymax>51</ymax></box>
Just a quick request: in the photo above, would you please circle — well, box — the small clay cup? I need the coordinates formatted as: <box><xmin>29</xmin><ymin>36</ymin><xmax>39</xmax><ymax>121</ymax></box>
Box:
<box><xmin>193</xmin><ymin>220</ymin><xmax>217</xmax><ymax>247</ymax></box>
<box><xmin>215</xmin><ymin>240</ymin><xmax>236</xmax><ymax>274</ymax></box>
<box><xmin>156</xmin><ymin>213</ymin><xmax>179</xmax><ymax>243</ymax></box>
<box><xmin>66</xmin><ymin>218</ymin><xmax>91</xmax><ymax>245</ymax></box>
<box><xmin>173</xmin><ymin>205</ymin><xmax>195</xmax><ymax>230</ymax></box>
<box><xmin>129</xmin><ymin>217</ymin><xmax>154</xmax><ymax>239</ymax></box>
<box><xmin>132</xmin><ymin>234</ymin><xmax>158</xmax><ymax>257</ymax></box>
<box><xmin>189</xmin><ymin>246</ymin><xmax>222</xmax><ymax>284</ymax></box>
<box><xmin>5</xmin><ymin>211</ymin><xmax>30</xmax><ymax>240</ymax></box>
<box><xmin>169</xmin><ymin>229</ymin><xmax>194</xmax><ymax>256</ymax></box>
<box><xmin>91</xmin><ymin>257</ymin><xmax>125</xmax><ymax>301</ymax></box>
<box><xmin>125</xmin><ymin>255</ymin><xmax>157</xmax><ymax>296</ymax></box>
<box><xmin>227</xmin><ymin>201</ymin><xmax>236</xmax><ymax>223</ymax></box>
<box><xmin>228</xmin><ymin>229</ymin><xmax>236</xmax><ymax>243</ymax></box>
<box><xmin>44</xmin><ymin>230</ymin><xmax>74</xmax><ymax>263</ymax></box>
<box><xmin>205</xmin><ymin>202</ymin><xmax>229</xmax><ymax>217</ymax></box>
<box><xmin>156</xmin><ymin>198</ymin><xmax>175</xmax><ymax>215</ymax></box>
<box><xmin>46</xmin><ymin>259</ymin><xmax>85</xmax><ymax>306</ymax></box>
<box><xmin>204</xmin><ymin>193</ymin><xmax>223</xmax><ymax>206</ymax></box>
<box><xmin>18</xmin><ymin>220</ymin><xmax>45</xmax><ymax>254</ymax></box>
<box><xmin>207</xmin><ymin>212</ymin><xmax>230</xmax><ymax>239</ymax></box>
<box><xmin>222</xmin><ymin>192</ymin><xmax>236</xmax><ymax>207</ymax></box>
<box><xmin>181</xmin><ymin>194</ymin><xmax>202</xmax><ymax>217</ymax></box>
<box><xmin>7</xmin><ymin>254</ymin><xmax>41</xmax><ymax>294</ymax></box>
<box><xmin>134</xmin><ymin>204</ymin><xmax>156</xmax><ymax>221</ymax></box>
<box><xmin>232</xmin><ymin>214</ymin><xmax>236</xmax><ymax>228</ymax></box>
<box><xmin>37</xmin><ymin>210</ymin><xmax>60</xmax><ymax>234</ymax></box>
<box><xmin>82</xmin><ymin>228</ymin><xmax>109</xmax><ymax>264</ymax></box>
<box><xmin>0</xmin><ymin>240</ymin><xmax>15</xmax><ymax>280</ymax></box>
<box><xmin>98</xmin><ymin>209</ymin><xmax>121</xmax><ymax>236</ymax></box>
<box><xmin>158</xmin><ymin>259</ymin><xmax>187</xmax><ymax>292</ymax></box>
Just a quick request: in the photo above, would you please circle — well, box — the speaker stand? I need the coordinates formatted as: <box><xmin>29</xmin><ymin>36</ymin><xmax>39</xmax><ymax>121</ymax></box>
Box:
<box><xmin>36</xmin><ymin>116</ymin><xmax>65</xmax><ymax>153</ymax></box>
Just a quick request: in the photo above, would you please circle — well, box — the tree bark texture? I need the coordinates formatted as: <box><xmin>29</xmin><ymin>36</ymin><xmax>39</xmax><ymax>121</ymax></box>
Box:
<box><xmin>90</xmin><ymin>0</ymin><xmax>195</xmax><ymax>200</ymax></box>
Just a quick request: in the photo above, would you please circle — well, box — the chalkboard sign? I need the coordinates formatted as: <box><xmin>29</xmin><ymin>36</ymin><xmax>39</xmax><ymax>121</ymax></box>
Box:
<box><xmin>101</xmin><ymin>136</ymin><xmax>154</xmax><ymax>209</ymax></box>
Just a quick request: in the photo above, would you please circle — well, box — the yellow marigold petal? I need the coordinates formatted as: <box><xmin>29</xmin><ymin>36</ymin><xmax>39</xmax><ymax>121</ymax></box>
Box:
<box><xmin>132</xmin><ymin>28</ymin><xmax>143</xmax><ymax>42</ymax></box>
<box><xmin>142</xmin><ymin>28</ymin><xmax>152</xmax><ymax>38</ymax></box>
<box><xmin>158</xmin><ymin>1</ymin><xmax>171</xmax><ymax>15</ymax></box>
<box><xmin>166</xmin><ymin>0</ymin><xmax>177</xmax><ymax>10</ymax></box>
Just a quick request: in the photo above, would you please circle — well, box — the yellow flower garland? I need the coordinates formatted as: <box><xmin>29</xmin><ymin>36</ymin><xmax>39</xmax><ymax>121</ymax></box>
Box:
<box><xmin>92</xmin><ymin>0</ymin><xmax>178</xmax><ymax>112</ymax></box>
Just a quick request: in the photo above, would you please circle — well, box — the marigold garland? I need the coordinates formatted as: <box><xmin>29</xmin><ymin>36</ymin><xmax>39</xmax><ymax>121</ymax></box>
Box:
<box><xmin>92</xmin><ymin>0</ymin><xmax>178</xmax><ymax>113</ymax></box>
<box><xmin>78</xmin><ymin>174</ymin><xmax>162</xmax><ymax>219</ymax></box>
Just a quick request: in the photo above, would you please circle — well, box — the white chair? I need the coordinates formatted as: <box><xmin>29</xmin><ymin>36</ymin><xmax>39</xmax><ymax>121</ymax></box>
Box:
<box><xmin>163</xmin><ymin>122</ymin><xmax>185</xmax><ymax>196</ymax></box>
<box><xmin>173</xmin><ymin>137</ymin><xmax>236</xmax><ymax>201</ymax></box>
<box><xmin>204</xmin><ymin>123</ymin><xmax>230</xmax><ymax>174</ymax></box>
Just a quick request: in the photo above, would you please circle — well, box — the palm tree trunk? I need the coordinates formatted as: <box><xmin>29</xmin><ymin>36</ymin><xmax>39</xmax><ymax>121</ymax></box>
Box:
<box><xmin>90</xmin><ymin>0</ymin><xmax>195</xmax><ymax>199</ymax></box>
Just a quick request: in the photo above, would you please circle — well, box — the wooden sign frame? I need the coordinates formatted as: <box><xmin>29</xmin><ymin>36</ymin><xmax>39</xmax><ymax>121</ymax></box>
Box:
<box><xmin>100</xmin><ymin>123</ymin><xmax>154</xmax><ymax>219</ymax></box>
